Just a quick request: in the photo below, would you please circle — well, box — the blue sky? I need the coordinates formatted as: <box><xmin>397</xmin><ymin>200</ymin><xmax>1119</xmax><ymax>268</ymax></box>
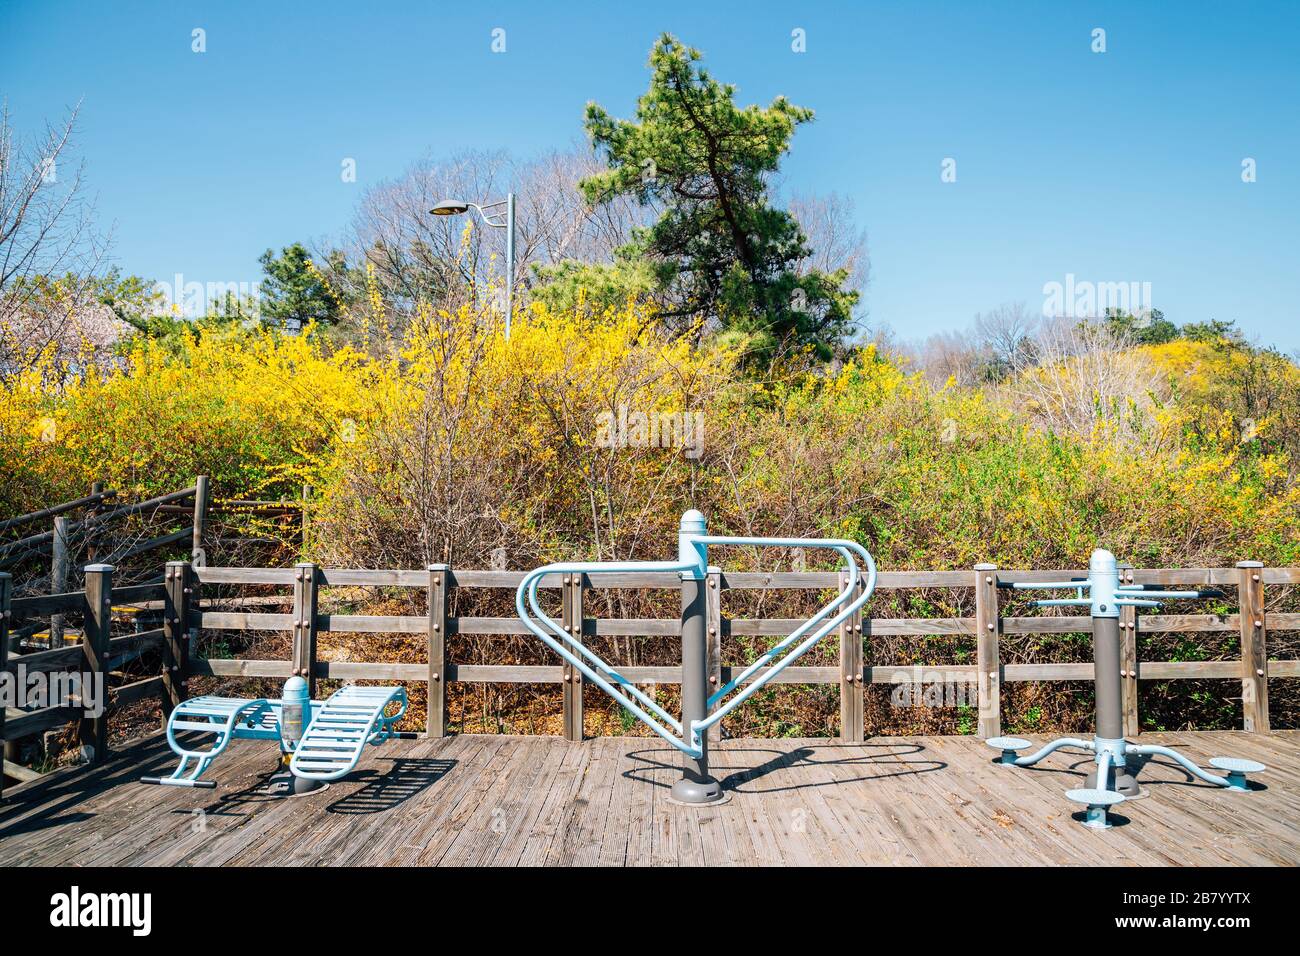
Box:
<box><xmin>2</xmin><ymin>0</ymin><xmax>1297</xmax><ymax>350</ymax></box>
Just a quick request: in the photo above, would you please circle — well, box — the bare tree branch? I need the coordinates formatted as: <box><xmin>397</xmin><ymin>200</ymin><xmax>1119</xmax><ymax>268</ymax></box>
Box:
<box><xmin>0</xmin><ymin>101</ymin><xmax>107</xmax><ymax>379</ymax></box>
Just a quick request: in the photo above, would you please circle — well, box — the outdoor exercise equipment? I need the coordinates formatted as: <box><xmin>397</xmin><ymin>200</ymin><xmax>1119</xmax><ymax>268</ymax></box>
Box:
<box><xmin>141</xmin><ymin>677</ymin><xmax>413</xmax><ymax>793</ymax></box>
<box><xmin>517</xmin><ymin>509</ymin><xmax>878</xmax><ymax>805</ymax></box>
<box><xmin>985</xmin><ymin>548</ymin><xmax>1266</xmax><ymax>829</ymax></box>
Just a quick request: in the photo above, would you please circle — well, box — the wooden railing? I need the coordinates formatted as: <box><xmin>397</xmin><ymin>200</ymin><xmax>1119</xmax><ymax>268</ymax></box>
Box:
<box><xmin>0</xmin><ymin>474</ymin><xmax>312</xmax><ymax>607</ymax></box>
<box><xmin>187</xmin><ymin>560</ymin><xmax>1299</xmax><ymax>744</ymax></box>
<box><xmin>2</xmin><ymin>556</ymin><xmax>1295</xmax><ymax>799</ymax></box>
<box><xmin>0</xmin><ymin>481</ymin><xmax>201</xmax><ymax>574</ymax></box>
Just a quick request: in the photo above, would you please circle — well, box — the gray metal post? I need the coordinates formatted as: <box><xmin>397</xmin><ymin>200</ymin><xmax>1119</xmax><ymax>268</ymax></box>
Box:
<box><xmin>1086</xmin><ymin>613</ymin><xmax>1140</xmax><ymax>796</ymax></box>
<box><xmin>1085</xmin><ymin>549</ymin><xmax>1140</xmax><ymax>796</ymax></box>
<box><xmin>671</xmin><ymin>509</ymin><xmax>722</xmax><ymax>805</ymax></box>
<box><xmin>1093</xmin><ymin>616</ymin><xmax>1124</xmax><ymax>741</ymax></box>
<box><xmin>671</xmin><ymin>573</ymin><xmax>721</xmax><ymax>804</ymax></box>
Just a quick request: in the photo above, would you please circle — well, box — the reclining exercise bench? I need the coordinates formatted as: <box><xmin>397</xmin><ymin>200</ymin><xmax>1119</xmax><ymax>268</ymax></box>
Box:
<box><xmin>141</xmin><ymin>677</ymin><xmax>413</xmax><ymax>793</ymax></box>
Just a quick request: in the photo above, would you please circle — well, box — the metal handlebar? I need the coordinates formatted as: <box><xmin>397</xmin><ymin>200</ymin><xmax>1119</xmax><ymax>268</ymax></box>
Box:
<box><xmin>1003</xmin><ymin>552</ymin><xmax>1218</xmax><ymax>618</ymax></box>
<box><xmin>695</xmin><ymin>536</ymin><xmax>876</xmax><ymax>733</ymax></box>
<box><xmin>515</xmin><ymin>513</ymin><xmax>877</xmax><ymax>759</ymax></box>
<box><xmin>518</xmin><ymin>559</ymin><xmax>693</xmax><ymax>752</ymax></box>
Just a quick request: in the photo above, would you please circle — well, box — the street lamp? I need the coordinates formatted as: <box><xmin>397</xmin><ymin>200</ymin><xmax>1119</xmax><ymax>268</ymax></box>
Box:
<box><xmin>430</xmin><ymin>193</ymin><xmax>517</xmax><ymax>337</ymax></box>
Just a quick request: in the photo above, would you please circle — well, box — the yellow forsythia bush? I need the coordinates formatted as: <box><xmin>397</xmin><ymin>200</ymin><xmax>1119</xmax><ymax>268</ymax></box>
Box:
<box><xmin>0</xmin><ymin>324</ymin><xmax>382</xmax><ymax>517</ymax></box>
<box><xmin>3</xmin><ymin>299</ymin><xmax>1296</xmax><ymax>571</ymax></box>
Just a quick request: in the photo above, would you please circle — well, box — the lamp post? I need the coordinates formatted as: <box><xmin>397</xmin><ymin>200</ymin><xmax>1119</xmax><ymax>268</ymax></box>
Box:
<box><xmin>430</xmin><ymin>193</ymin><xmax>517</xmax><ymax>338</ymax></box>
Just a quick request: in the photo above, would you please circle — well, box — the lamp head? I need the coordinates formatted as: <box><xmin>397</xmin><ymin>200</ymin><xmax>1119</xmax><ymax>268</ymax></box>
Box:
<box><xmin>430</xmin><ymin>199</ymin><xmax>469</xmax><ymax>216</ymax></box>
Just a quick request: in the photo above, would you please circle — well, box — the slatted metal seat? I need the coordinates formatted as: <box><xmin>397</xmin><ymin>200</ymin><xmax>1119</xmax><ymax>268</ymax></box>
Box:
<box><xmin>289</xmin><ymin>685</ymin><xmax>408</xmax><ymax>781</ymax></box>
<box><xmin>142</xmin><ymin>695</ymin><xmax>277</xmax><ymax>788</ymax></box>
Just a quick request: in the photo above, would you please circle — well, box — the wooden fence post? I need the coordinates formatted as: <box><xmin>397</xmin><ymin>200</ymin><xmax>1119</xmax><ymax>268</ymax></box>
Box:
<box><xmin>839</xmin><ymin>568</ymin><xmax>865</xmax><ymax>743</ymax></box>
<box><xmin>300</xmin><ymin>483</ymin><xmax>313</xmax><ymax>557</ymax></box>
<box><xmin>561</xmin><ymin>573</ymin><xmax>584</xmax><ymax>741</ymax></box>
<box><xmin>1237</xmin><ymin>561</ymin><xmax>1269</xmax><ymax>732</ymax></box>
<box><xmin>161</xmin><ymin>560</ymin><xmax>191</xmax><ymax>722</ymax></box>
<box><xmin>3</xmin><ymin>557</ymin><xmax>18</xmax><ymax>768</ymax></box>
<box><xmin>706</xmin><ymin>567</ymin><xmax>723</xmax><ymax>744</ymax></box>
<box><xmin>86</xmin><ymin>480</ymin><xmax>104</xmax><ymax>563</ymax></box>
<box><xmin>427</xmin><ymin>563</ymin><xmax>449</xmax><ymax>737</ymax></box>
<box><xmin>50</xmin><ymin>515</ymin><xmax>70</xmax><ymax>647</ymax></box>
<box><xmin>189</xmin><ymin>475</ymin><xmax>209</xmax><ymax>656</ymax></box>
<box><xmin>1117</xmin><ymin>563</ymin><xmax>1140</xmax><ymax>737</ymax></box>
<box><xmin>191</xmin><ymin>475</ymin><xmax>210</xmax><ymax>566</ymax></box>
<box><xmin>79</xmin><ymin>563</ymin><xmax>113</xmax><ymax>764</ymax></box>
<box><xmin>974</xmin><ymin>563</ymin><xmax>1001</xmax><ymax>739</ymax></box>
<box><xmin>292</xmin><ymin>562</ymin><xmax>319</xmax><ymax>697</ymax></box>
<box><xmin>0</xmin><ymin>571</ymin><xmax>10</xmax><ymax>800</ymax></box>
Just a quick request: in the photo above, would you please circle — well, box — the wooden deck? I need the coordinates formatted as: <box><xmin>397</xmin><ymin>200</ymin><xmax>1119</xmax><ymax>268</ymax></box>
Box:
<box><xmin>1</xmin><ymin>730</ymin><xmax>1296</xmax><ymax>866</ymax></box>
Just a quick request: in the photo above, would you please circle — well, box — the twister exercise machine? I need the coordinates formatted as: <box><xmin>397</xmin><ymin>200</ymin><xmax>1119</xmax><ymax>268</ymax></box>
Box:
<box><xmin>142</xmin><ymin>677</ymin><xmax>414</xmax><ymax>794</ymax></box>
<box><xmin>986</xmin><ymin>549</ymin><xmax>1267</xmax><ymax>829</ymax></box>
<box><xmin>517</xmin><ymin>509</ymin><xmax>878</xmax><ymax>804</ymax></box>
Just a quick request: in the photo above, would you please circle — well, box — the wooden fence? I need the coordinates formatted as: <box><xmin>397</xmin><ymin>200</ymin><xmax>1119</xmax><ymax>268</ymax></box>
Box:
<box><xmin>2</xmin><ymin>556</ymin><xmax>1296</xmax><ymax>799</ymax></box>
<box><xmin>188</xmin><ymin>560</ymin><xmax>1296</xmax><ymax>741</ymax></box>
<box><xmin>0</xmin><ymin>475</ymin><xmax>318</xmax><ymax>658</ymax></box>
<box><xmin>0</xmin><ymin>565</ymin><xmax>171</xmax><ymax>793</ymax></box>
<box><xmin>0</xmin><ymin>481</ymin><xmax>202</xmax><ymax>575</ymax></box>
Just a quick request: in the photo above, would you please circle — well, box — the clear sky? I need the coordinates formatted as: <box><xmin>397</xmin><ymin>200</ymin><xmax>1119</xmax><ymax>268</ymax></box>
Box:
<box><xmin>2</xmin><ymin>0</ymin><xmax>1297</xmax><ymax>350</ymax></box>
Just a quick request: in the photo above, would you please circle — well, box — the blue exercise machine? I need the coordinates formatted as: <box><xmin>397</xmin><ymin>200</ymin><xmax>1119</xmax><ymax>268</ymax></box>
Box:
<box><xmin>517</xmin><ymin>509</ymin><xmax>879</xmax><ymax>804</ymax></box>
<box><xmin>142</xmin><ymin>677</ymin><xmax>413</xmax><ymax>794</ymax></box>
<box><xmin>986</xmin><ymin>548</ymin><xmax>1267</xmax><ymax>829</ymax></box>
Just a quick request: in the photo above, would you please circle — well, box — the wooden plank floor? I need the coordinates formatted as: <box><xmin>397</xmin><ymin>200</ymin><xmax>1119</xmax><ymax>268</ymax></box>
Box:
<box><xmin>1</xmin><ymin>730</ymin><xmax>1296</xmax><ymax>866</ymax></box>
